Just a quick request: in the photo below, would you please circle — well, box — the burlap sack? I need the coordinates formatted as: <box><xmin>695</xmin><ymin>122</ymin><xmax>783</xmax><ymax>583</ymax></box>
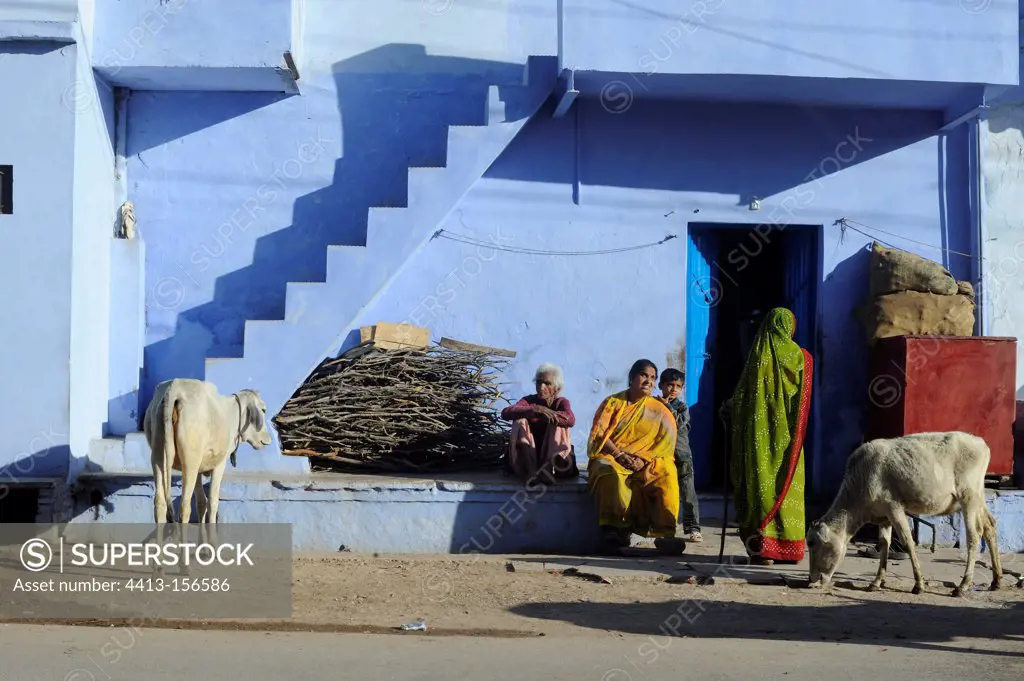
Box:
<box><xmin>957</xmin><ymin>280</ymin><xmax>975</xmax><ymax>302</ymax></box>
<box><xmin>860</xmin><ymin>290</ymin><xmax>975</xmax><ymax>345</ymax></box>
<box><xmin>869</xmin><ymin>241</ymin><xmax>958</xmax><ymax>298</ymax></box>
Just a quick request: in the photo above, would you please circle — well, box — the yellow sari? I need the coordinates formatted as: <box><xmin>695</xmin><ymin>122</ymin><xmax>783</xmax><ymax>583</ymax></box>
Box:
<box><xmin>587</xmin><ymin>391</ymin><xmax>679</xmax><ymax>538</ymax></box>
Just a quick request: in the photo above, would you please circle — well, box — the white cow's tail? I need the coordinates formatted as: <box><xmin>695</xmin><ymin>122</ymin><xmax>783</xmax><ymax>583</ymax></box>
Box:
<box><xmin>162</xmin><ymin>388</ymin><xmax>182</xmax><ymax>523</ymax></box>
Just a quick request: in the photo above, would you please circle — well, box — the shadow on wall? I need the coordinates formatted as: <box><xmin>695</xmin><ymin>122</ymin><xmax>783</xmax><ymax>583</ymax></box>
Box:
<box><xmin>106</xmin><ymin>368</ymin><xmax>144</xmax><ymax>434</ymax></box>
<box><xmin>70</xmin><ymin>473</ymin><xmax>218</xmax><ymax>526</ymax></box>
<box><xmin>484</xmin><ymin>98</ymin><xmax>945</xmax><ymax>501</ymax></box>
<box><xmin>142</xmin><ymin>44</ymin><xmax>543</xmax><ymax>409</ymax></box>
<box><xmin>487</xmin><ymin>97</ymin><xmax>941</xmax><ymax>198</ymax></box>
<box><xmin>0</xmin><ymin>447</ymin><xmax>73</xmax><ymax>486</ymax></box>
<box><xmin>938</xmin><ymin>125</ymin><xmax>976</xmax><ymax>281</ymax></box>
<box><xmin>817</xmin><ymin>245</ymin><xmax>872</xmax><ymax>494</ymax></box>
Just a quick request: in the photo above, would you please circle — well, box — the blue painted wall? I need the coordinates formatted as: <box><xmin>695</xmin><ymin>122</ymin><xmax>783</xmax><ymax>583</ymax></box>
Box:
<box><xmin>130</xmin><ymin>44</ymin><xmax>553</xmax><ymax>414</ymax></box>
<box><xmin>106</xmin><ymin>238</ymin><xmax>147</xmax><ymax>437</ymax></box>
<box><xmin>0</xmin><ymin>0</ymin><xmax>77</xmax><ymax>23</ymax></box>
<box><xmin>130</xmin><ymin>75</ymin><xmax>972</xmax><ymax>496</ymax></box>
<box><xmin>69</xmin><ymin>25</ymin><xmax>119</xmax><ymax>481</ymax></box>
<box><xmin>563</xmin><ymin>0</ymin><xmax>1018</xmax><ymax>86</ymax></box>
<box><xmin>341</xmin><ymin>98</ymin><xmax>969</xmax><ymax>498</ymax></box>
<box><xmin>0</xmin><ymin>42</ymin><xmax>78</xmax><ymax>478</ymax></box>
<box><xmin>0</xmin><ymin>20</ymin><xmax>123</xmax><ymax>482</ymax></box>
<box><xmin>0</xmin><ymin>0</ymin><xmax>995</xmax><ymax>497</ymax></box>
<box><xmin>92</xmin><ymin>0</ymin><xmax>294</xmax><ymax>91</ymax></box>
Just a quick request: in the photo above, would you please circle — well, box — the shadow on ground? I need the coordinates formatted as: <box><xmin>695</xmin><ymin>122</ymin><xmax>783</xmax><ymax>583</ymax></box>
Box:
<box><xmin>510</xmin><ymin>595</ymin><xmax>1024</xmax><ymax>658</ymax></box>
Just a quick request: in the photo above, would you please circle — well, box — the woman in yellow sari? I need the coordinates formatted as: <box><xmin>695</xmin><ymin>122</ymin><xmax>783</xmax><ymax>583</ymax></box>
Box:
<box><xmin>587</xmin><ymin>359</ymin><xmax>681</xmax><ymax>553</ymax></box>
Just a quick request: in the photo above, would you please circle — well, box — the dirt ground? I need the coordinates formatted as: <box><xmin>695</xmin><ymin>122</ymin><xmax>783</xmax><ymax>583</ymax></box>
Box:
<box><xmin>5</xmin><ymin>536</ymin><xmax>1022</xmax><ymax>648</ymax></box>
<box><xmin>287</xmin><ymin>549</ymin><xmax>1024</xmax><ymax>639</ymax></box>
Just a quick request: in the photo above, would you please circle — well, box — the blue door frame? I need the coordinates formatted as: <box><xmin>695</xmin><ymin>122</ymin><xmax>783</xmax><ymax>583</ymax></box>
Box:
<box><xmin>685</xmin><ymin>223</ymin><xmax>822</xmax><ymax>494</ymax></box>
<box><xmin>685</xmin><ymin>229</ymin><xmax>719</xmax><ymax>491</ymax></box>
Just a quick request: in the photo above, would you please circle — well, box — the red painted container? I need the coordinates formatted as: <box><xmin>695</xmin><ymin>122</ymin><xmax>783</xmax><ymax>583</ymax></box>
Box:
<box><xmin>865</xmin><ymin>335</ymin><xmax>1017</xmax><ymax>478</ymax></box>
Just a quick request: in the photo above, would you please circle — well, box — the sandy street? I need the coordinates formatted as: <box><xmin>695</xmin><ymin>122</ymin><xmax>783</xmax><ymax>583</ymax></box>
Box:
<box><xmin>1</xmin><ymin>536</ymin><xmax>1022</xmax><ymax>679</ymax></box>
<box><xmin>2</xmin><ymin>623</ymin><xmax>1022</xmax><ymax>681</ymax></box>
<box><xmin>1</xmin><ymin>538</ymin><xmax>1023</xmax><ymax>679</ymax></box>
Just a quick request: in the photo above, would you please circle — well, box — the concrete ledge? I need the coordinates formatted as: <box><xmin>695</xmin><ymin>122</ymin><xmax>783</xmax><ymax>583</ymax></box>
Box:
<box><xmin>96</xmin><ymin>66</ymin><xmax>299</xmax><ymax>93</ymax></box>
<box><xmin>71</xmin><ymin>471</ymin><xmax>606</xmax><ymax>554</ymax></box>
<box><xmin>0</xmin><ymin>21</ymin><xmax>75</xmax><ymax>42</ymax></box>
<box><xmin>92</xmin><ymin>0</ymin><xmax>295</xmax><ymax>92</ymax></box>
<box><xmin>916</xmin><ymin>489</ymin><xmax>1024</xmax><ymax>553</ymax></box>
<box><xmin>68</xmin><ymin>470</ymin><xmax>1024</xmax><ymax>554</ymax></box>
<box><xmin>87</xmin><ymin>434</ymin><xmax>312</xmax><ymax>476</ymax></box>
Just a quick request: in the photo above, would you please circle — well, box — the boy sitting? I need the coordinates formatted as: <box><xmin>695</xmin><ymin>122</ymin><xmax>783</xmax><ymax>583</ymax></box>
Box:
<box><xmin>658</xmin><ymin>368</ymin><xmax>702</xmax><ymax>542</ymax></box>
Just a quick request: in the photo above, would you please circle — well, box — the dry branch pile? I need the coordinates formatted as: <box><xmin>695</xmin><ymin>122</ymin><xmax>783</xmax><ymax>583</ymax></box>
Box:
<box><xmin>273</xmin><ymin>341</ymin><xmax>514</xmax><ymax>473</ymax></box>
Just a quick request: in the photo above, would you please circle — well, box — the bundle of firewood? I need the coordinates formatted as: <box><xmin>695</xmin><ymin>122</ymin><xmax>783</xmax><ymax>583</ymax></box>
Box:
<box><xmin>273</xmin><ymin>341</ymin><xmax>514</xmax><ymax>473</ymax></box>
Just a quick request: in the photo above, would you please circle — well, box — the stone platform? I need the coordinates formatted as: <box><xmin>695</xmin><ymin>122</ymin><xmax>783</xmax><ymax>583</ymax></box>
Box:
<box><xmin>71</xmin><ymin>468</ymin><xmax>611</xmax><ymax>554</ymax></box>
<box><xmin>62</xmin><ymin>436</ymin><xmax>1024</xmax><ymax>554</ymax></box>
<box><xmin>67</xmin><ymin>470</ymin><xmax>1024</xmax><ymax>554</ymax></box>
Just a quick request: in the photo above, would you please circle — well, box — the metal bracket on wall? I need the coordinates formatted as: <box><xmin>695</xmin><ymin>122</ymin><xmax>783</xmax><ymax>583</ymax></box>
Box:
<box><xmin>283</xmin><ymin>51</ymin><xmax>300</xmax><ymax>82</ymax></box>
<box><xmin>552</xmin><ymin>68</ymin><xmax>578</xmax><ymax>118</ymax></box>
<box><xmin>0</xmin><ymin>165</ymin><xmax>11</xmax><ymax>215</ymax></box>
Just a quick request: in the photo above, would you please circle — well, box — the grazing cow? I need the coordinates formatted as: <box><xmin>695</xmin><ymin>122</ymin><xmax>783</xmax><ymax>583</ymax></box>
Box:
<box><xmin>143</xmin><ymin>378</ymin><xmax>272</xmax><ymax>536</ymax></box>
<box><xmin>806</xmin><ymin>431</ymin><xmax>1003</xmax><ymax>597</ymax></box>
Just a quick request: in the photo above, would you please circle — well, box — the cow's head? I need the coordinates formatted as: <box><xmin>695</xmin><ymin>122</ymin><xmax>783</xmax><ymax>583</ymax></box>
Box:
<box><xmin>237</xmin><ymin>389</ymin><xmax>273</xmax><ymax>450</ymax></box>
<box><xmin>806</xmin><ymin>519</ymin><xmax>847</xmax><ymax>588</ymax></box>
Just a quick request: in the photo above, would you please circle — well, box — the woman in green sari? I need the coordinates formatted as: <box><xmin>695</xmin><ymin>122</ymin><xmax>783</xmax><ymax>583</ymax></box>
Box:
<box><xmin>728</xmin><ymin>307</ymin><xmax>814</xmax><ymax>565</ymax></box>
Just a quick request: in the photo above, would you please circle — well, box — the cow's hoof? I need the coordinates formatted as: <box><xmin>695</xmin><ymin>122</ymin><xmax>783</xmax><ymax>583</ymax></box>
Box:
<box><xmin>951</xmin><ymin>586</ymin><xmax>965</xmax><ymax>598</ymax></box>
<box><xmin>911</xmin><ymin>584</ymin><xmax>924</xmax><ymax>595</ymax></box>
<box><xmin>989</xmin><ymin>580</ymin><xmax>1002</xmax><ymax>592</ymax></box>
<box><xmin>868</xmin><ymin>582</ymin><xmax>884</xmax><ymax>592</ymax></box>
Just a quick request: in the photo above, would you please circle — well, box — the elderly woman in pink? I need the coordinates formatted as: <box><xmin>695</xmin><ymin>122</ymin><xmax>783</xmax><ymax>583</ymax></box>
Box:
<box><xmin>501</xmin><ymin>363</ymin><xmax>579</xmax><ymax>483</ymax></box>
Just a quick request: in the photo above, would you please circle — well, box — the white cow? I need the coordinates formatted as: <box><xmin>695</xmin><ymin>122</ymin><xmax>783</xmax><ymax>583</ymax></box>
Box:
<box><xmin>143</xmin><ymin>378</ymin><xmax>272</xmax><ymax>535</ymax></box>
<box><xmin>806</xmin><ymin>431</ymin><xmax>1003</xmax><ymax>597</ymax></box>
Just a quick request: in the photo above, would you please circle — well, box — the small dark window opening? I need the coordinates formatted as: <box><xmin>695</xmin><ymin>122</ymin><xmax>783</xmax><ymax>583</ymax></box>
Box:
<box><xmin>0</xmin><ymin>165</ymin><xmax>12</xmax><ymax>215</ymax></box>
<box><xmin>0</xmin><ymin>487</ymin><xmax>39</xmax><ymax>523</ymax></box>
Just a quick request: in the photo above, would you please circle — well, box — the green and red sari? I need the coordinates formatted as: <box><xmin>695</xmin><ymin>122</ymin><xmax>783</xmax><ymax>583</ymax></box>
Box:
<box><xmin>729</xmin><ymin>307</ymin><xmax>814</xmax><ymax>562</ymax></box>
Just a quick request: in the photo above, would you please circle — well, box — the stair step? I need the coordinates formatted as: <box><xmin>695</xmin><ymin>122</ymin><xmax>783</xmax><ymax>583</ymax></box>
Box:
<box><xmin>484</xmin><ymin>85</ymin><xmax>506</xmax><ymax>124</ymax></box>
<box><xmin>370</xmin><ymin>166</ymin><xmax>445</xmax><ymax>211</ymax></box>
<box><xmin>205</xmin><ymin>61</ymin><xmax>556</xmax><ymax>447</ymax></box>
<box><xmin>283</xmin><ymin>281</ymin><xmax>326</xmax><ymax>324</ymax></box>
<box><xmin>445</xmin><ymin>124</ymin><xmax>512</xmax><ymax>172</ymax></box>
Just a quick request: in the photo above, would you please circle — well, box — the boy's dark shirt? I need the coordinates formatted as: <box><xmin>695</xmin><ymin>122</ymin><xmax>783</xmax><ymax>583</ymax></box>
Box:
<box><xmin>664</xmin><ymin>396</ymin><xmax>693</xmax><ymax>462</ymax></box>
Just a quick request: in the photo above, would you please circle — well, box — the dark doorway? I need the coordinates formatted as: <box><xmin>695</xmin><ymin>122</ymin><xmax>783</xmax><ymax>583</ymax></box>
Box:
<box><xmin>685</xmin><ymin>222</ymin><xmax>820</xmax><ymax>494</ymax></box>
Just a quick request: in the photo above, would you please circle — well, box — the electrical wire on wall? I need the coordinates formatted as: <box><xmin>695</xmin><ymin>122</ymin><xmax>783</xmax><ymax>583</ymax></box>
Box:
<box><xmin>431</xmin><ymin>228</ymin><xmax>678</xmax><ymax>256</ymax></box>
<box><xmin>834</xmin><ymin>218</ymin><xmax>977</xmax><ymax>262</ymax></box>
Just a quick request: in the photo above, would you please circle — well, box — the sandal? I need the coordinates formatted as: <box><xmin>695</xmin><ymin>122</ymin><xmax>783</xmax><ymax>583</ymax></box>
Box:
<box><xmin>600</xmin><ymin>527</ymin><xmax>630</xmax><ymax>554</ymax></box>
<box><xmin>653</xmin><ymin>537</ymin><xmax>687</xmax><ymax>556</ymax></box>
<box><xmin>687</xmin><ymin>530</ymin><xmax>704</xmax><ymax>543</ymax></box>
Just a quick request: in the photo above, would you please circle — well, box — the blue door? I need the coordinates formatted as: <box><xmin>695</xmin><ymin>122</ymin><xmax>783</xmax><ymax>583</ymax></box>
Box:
<box><xmin>685</xmin><ymin>228</ymin><xmax>719</xmax><ymax>490</ymax></box>
<box><xmin>781</xmin><ymin>227</ymin><xmax>819</xmax><ymax>494</ymax></box>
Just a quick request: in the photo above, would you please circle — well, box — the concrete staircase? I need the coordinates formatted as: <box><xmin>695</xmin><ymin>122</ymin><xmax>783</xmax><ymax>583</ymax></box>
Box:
<box><xmin>204</xmin><ymin>57</ymin><xmax>557</xmax><ymax>472</ymax></box>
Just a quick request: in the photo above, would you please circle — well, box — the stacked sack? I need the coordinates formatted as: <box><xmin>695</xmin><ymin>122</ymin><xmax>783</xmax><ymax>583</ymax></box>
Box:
<box><xmin>859</xmin><ymin>241</ymin><xmax>975</xmax><ymax>345</ymax></box>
